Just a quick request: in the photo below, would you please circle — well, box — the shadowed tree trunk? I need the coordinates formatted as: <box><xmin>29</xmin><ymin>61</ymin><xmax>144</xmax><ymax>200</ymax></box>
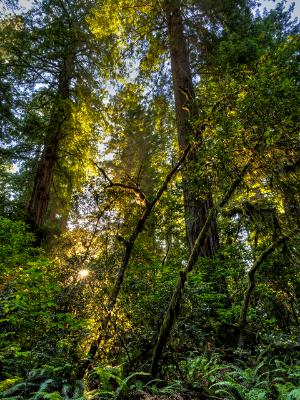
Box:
<box><xmin>166</xmin><ymin>0</ymin><xmax>231</xmax><ymax>322</ymax></box>
<box><xmin>27</xmin><ymin>52</ymin><xmax>74</xmax><ymax>241</ymax></box>
<box><xmin>166</xmin><ymin>3</ymin><xmax>219</xmax><ymax>258</ymax></box>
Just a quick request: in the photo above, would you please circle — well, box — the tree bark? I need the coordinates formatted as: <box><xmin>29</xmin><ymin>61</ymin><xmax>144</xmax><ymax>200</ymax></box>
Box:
<box><xmin>27</xmin><ymin>52</ymin><xmax>74</xmax><ymax>239</ymax></box>
<box><xmin>167</xmin><ymin>4</ymin><xmax>219</xmax><ymax>258</ymax></box>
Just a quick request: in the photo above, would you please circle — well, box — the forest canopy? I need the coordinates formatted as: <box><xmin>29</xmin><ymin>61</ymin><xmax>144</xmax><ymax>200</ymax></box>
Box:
<box><xmin>0</xmin><ymin>0</ymin><xmax>299</xmax><ymax>399</ymax></box>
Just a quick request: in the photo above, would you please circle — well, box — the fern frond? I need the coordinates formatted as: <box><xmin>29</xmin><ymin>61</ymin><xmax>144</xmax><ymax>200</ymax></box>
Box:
<box><xmin>0</xmin><ymin>382</ymin><xmax>36</xmax><ymax>398</ymax></box>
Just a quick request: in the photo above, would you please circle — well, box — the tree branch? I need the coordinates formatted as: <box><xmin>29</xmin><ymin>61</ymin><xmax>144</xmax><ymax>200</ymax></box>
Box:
<box><xmin>95</xmin><ymin>164</ymin><xmax>149</xmax><ymax>206</ymax></box>
<box><xmin>151</xmin><ymin>154</ymin><xmax>254</xmax><ymax>376</ymax></box>
<box><xmin>238</xmin><ymin>235</ymin><xmax>288</xmax><ymax>347</ymax></box>
<box><xmin>77</xmin><ymin>141</ymin><xmax>193</xmax><ymax>379</ymax></box>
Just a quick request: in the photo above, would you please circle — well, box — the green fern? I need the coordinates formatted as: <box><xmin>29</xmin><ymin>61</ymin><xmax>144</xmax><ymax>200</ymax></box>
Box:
<box><xmin>0</xmin><ymin>382</ymin><xmax>36</xmax><ymax>398</ymax></box>
<box><xmin>32</xmin><ymin>378</ymin><xmax>55</xmax><ymax>398</ymax></box>
<box><xmin>114</xmin><ymin>371</ymin><xmax>150</xmax><ymax>399</ymax></box>
<box><xmin>0</xmin><ymin>378</ymin><xmax>22</xmax><ymax>393</ymax></box>
<box><xmin>31</xmin><ymin>392</ymin><xmax>63</xmax><ymax>400</ymax></box>
<box><xmin>276</xmin><ymin>384</ymin><xmax>300</xmax><ymax>400</ymax></box>
<box><xmin>287</xmin><ymin>388</ymin><xmax>300</xmax><ymax>400</ymax></box>
<box><xmin>70</xmin><ymin>380</ymin><xmax>85</xmax><ymax>400</ymax></box>
<box><xmin>211</xmin><ymin>380</ymin><xmax>241</xmax><ymax>400</ymax></box>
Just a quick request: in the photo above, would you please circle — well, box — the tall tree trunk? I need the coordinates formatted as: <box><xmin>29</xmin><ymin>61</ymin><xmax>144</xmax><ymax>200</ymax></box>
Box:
<box><xmin>27</xmin><ymin>52</ymin><xmax>74</xmax><ymax>239</ymax></box>
<box><xmin>167</xmin><ymin>4</ymin><xmax>218</xmax><ymax>257</ymax></box>
<box><xmin>166</xmin><ymin>3</ymin><xmax>232</xmax><ymax>307</ymax></box>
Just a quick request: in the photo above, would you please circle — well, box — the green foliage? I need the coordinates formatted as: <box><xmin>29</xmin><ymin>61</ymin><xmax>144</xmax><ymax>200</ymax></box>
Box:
<box><xmin>276</xmin><ymin>385</ymin><xmax>300</xmax><ymax>400</ymax></box>
<box><xmin>151</xmin><ymin>348</ymin><xmax>300</xmax><ymax>400</ymax></box>
<box><xmin>84</xmin><ymin>365</ymin><xmax>151</xmax><ymax>399</ymax></box>
<box><xmin>209</xmin><ymin>351</ymin><xmax>300</xmax><ymax>400</ymax></box>
<box><xmin>0</xmin><ymin>218</ymin><xmax>87</xmax><ymax>390</ymax></box>
<box><xmin>178</xmin><ymin>352</ymin><xmax>226</xmax><ymax>388</ymax></box>
<box><xmin>0</xmin><ymin>1</ymin><xmax>299</xmax><ymax>399</ymax></box>
<box><xmin>0</xmin><ymin>218</ymin><xmax>58</xmax><ymax>342</ymax></box>
<box><xmin>0</xmin><ymin>363</ymin><xmax>78</xmax><ymax>399</ymax></box>
<box><xmin>0</xmin><ymin>218</ymin><xmax>36</xmax><ymax>266</ymax></box>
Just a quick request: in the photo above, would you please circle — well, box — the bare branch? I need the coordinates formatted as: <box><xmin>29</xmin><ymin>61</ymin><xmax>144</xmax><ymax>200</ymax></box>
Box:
<box><xmin>95</xmin><ymin>164</ymin><xmax>149</xmax><ymax>206</ymax></box>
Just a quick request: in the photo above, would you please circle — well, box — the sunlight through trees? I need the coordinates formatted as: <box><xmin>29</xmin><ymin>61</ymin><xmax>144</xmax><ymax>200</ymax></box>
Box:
<box><xmin>0</xmin><ymin>1</ymin><xmax>299</xmax><ymax>399</ymax></box>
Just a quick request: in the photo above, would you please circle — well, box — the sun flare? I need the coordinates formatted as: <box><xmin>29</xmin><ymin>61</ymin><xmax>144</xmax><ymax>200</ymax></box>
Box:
<box><xmin>78</xmin><ymin>269</ymin><xmax>89</xmax><ymax>278</ymax></box>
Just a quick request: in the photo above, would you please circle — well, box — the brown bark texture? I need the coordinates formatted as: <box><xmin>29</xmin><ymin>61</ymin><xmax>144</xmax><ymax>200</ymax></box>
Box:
<box><xmin>27</xmin><ymin>52</ymin><xmax>74</xmax><ymax>238</ymax></box>
<box><xmin>167</xmin><ymin>5</ymin><xmax>219</xmax><ymax>258</ymax></box>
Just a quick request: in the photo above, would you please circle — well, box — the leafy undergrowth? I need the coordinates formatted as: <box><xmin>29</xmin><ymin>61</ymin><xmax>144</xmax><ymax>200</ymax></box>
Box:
<box><xmin>1</xmin><ymin>344</ymin><xmax>299</xmax><ymax>400</ymax></box>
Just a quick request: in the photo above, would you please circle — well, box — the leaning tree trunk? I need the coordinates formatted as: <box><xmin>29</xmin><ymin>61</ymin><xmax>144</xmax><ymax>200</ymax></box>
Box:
<box><xmin>238</xmin><ymin>236</ymin><xmax>286</xmax><ymax>347</ymax></box>
<box><xmin>167</xmin><ymin>4</ymin><xmax>219</xmax><ymax>258</ymax></box>
<box><xmin>27</xmin><ymin>52</ymin><xmax>74</xmax><ymax>241</ymax></box>
<box><xmin>151</xmin><ymin>158</ymin><xmax>253</xmax><ymax>375</ymax></box>
<box><xmin>76</xmin><ymin>143</ymin><xmax>193</xmax><ymax>379</ymax></box>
